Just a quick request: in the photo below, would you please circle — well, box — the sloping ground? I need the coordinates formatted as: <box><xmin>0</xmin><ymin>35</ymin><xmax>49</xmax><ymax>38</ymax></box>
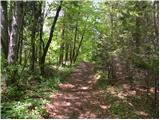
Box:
<box><xmin>44</xmin><ymin>62</ymin><xmax>114</xmax><ymax>119</ymax></box>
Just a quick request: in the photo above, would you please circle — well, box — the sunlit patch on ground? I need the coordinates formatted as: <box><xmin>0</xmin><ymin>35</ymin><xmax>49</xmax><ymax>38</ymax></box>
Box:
<box><xmin>59</xmin><ymin>83</ymin><xmax>75</xmax><ymax>89</ymax></box>
<box><xmin>135</xmin><ymin>110</ymin><xmax>149</xmax><ymax>117</ymax></box>
<box><xmin>44</xmin><ymin>62</ymin><xmax>114</xmax><ymax>119</ymax></box>
<box><xmin>102</xmin><ymin>83</ymin><xmax>158</xmax><ymax>118</ymax></box>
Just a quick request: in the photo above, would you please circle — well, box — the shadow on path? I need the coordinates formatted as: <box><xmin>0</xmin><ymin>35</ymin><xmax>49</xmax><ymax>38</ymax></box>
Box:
<box><xmin>45</xmin><ymin>62</ymin><xmax>113</xmax><ymax>119</ymax></box>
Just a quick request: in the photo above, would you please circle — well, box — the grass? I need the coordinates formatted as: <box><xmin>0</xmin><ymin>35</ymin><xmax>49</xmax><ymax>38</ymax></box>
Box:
<box><xmin>94</xmin><ymin>64</ymin><xmax>159</xmax><ymax>119</ymax></box>
<box><xmin>104</xmin><ymin>92</ymin><xmax>138</xmax><ymax>119</ymax></box>
<box><xmin>101</xmin><ymin>85</ymin><xmax>159</xmax><ymax>119</ymax></box>
<box><xmin>1</xmin><ymin>65</ymin><xmax>73</xmax><ymax>119</ymax></box>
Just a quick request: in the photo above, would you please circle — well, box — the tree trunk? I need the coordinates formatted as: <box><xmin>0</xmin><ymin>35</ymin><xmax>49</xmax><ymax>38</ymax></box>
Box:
<box><xmin>64</xmin><ymin>42</ymin><xmax>69</xmax><ymax>65</ymax></box>
<box><xmin>59</xmin><ymin>27</ymin><xmax>65</xmax><ymax>66</ymax></box>
<box><xmin>69</xmin><ymin>44</ymin><xmax>73</xmax><ymax>66</ymax></box>
<box><xmin>8</xmin><ymin>1</ymin><xmax>23</xmax><ymax>64</ymax></box>
<box><xmin>74</xmin><ymin>16</ymin><xmax>88</xmax><ymax>63</ymax></box>
<box><xmin>16</xmin><ymin>3</ymin><xmax>24</xmax><ymax>62</ymax></box>
<box><xmin>8</xmin><ymin>1</ymin><xmax>13</xmax><ymax>36</ymax></box>
<box><xmin>153</xmin><ymin>1</ymin><xmax>159</xmax><ymax>106</ymax></box>
<box><xmin>72</xmin><ymin>21</ymin><xmax>78</xmax><ymax>61</ymax></box>
<box><xmin>30</xmin><ymin>2</ymin><xmax>37</xmax><ymax>73</ymax></box>
<box><xmin>19</xmin><ymin>20</ymin><xmax>23</xmax><ymax>65</ymax></box>
<box><xmin>39</xmin><ymin>2</ymin><xmax>45</xmax><ymax>68</ymax></box>
<box><xmin>7</xmin><ymin>1</ymin><xmax>23</xmax><ymax>85</ymax></box>
<box><xmin>40</xmin><ymin>1</ymin><xmax>62</xmax><ymax>75</ymax></box>
<box><xmin>19</xmin><ymin>35</ymin><xmax>23</xmax><ymax>64</ymax></box>
<box><xmin>153</xmin><ymin>1</ymin><xmax>159</xmax><ymax>55</ymax></box>
<box><xmin>1</xmin><ymin>1</ymin><xmax>9</xmax><ymax>59</ymax></box>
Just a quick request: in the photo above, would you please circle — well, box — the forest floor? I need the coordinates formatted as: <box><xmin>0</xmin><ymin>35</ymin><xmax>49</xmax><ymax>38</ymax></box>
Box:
<box><xmin>1</xmin><ymin>62</ymin><xmax>158</xmax><ymax>119</ymax></box>
<box><xmin>45</xmin><ymin>62</ymin><xmax>114</xmax><ymax>118</ymax></box>
<box><xmin>44</xmin><ymin>62</ymin><xmax>158</xmax><ymax>119</ymax></box>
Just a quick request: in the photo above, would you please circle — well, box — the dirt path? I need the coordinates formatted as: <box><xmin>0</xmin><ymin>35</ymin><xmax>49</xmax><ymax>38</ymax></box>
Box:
<box><xmin>45</xmin><ymin>62</ymin><xmax>113</xmax><ymax>119</ymax></box>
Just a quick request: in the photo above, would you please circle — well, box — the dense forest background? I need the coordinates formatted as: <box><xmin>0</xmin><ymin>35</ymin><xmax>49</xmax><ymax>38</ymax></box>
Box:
<box><xmin>1</xmin><ymin>0</ymin><xmax>159</xmax><ymax>119</ymax></box>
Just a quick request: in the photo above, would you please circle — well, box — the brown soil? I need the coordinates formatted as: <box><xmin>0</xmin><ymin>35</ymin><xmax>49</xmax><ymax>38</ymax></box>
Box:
<box><xmin>44</xmin><ymin>62</ymin><xmax>113</xmax><ymax>119</ymax></box>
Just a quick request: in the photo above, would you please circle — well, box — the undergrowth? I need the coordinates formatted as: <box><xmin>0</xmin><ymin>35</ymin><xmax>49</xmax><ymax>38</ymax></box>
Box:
<box><xmin>1</xmin><ymin>65</ymin><xmax>73</xmax><ymax>119</ymax></box>
<box><xmin>94</xmin><ymin>63</ymin><xmax>159</xmax><ymax>119</ymax></box>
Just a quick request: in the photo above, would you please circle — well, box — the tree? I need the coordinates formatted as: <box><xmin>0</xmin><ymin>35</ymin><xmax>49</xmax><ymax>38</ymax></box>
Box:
<box><xmin>6</xmin><ymin>1</ymin><xmax>23</xmax><ymax>85</ymax></box>
<box><xmin>58</xmin><ymin>25</ymin><xmax>65</xmax><ymax>66</ymax></box>
<box><xmin>40</xmin><ymin>1</ymin><xmax>62</xmax><ymax>74</ymax></box>
<box><xmin>73</xmin><ymin>16</ymin><xmax>88</xmax><ymax>63</ymax></box>
<box><xmin>30</xmin><ymin>1</ymin><xmax>38</xmax><ymax>73</ymax></box>
<box><xmin>1</xmin><ymin>1</ymin><xmax>9</xmax><ymax>59</ymax></box>
<box><xmin>8</xmin><ymin>1</ymin><xmax>23</xmax><ymax>64</ymax></box>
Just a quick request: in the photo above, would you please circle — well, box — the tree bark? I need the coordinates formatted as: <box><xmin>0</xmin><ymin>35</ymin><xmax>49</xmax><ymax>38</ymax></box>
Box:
<box><xmin>7</xmin><ymin>1</ymin><xmax>23</xmax><ymax>85</ymax></box>
<box><xmin>39</xmin><ymin>2</ymin><xmax>45</xmax><ymax>67</ymax></box>
<box><xmin>1</xmin><ymin>1</ymin><xmax>9</xmax><ymax>59</ymax></box>
<box><xmin>16</xmin><ymin>3</ymin><xmax>24</xmax><ymax>63</ymax></box>
<box><xmin>153</xmin><ymin>2</ymin><xmax>159</xmax><ymax>105</ymax></box>
<box><xmin>153</xmin><ymin>1</ymin><xmax>159</xmax><ymax>55</ymax></box>
<box><xmin>40</xmin><ymin>1</ymin><xmax>62</xmax><ymax>75</ymax></box>
<box><xmin>8</xmin><ymin>1</ymin><xmax>23</xmax><ymax>64</ymax></box>
<box><xmin>30</xmin><ymin>2</ymin><xmax>38</xmax><ymax>73</ymax></box>
<box><xmin>19</xmin><ymin>20</ymin><xmax>23</xmax><ymax>65</ymax></box>
<box><xmin>8</xmin><ymin>1</ymin><xmax>13</xmax><ymax>34</ymax></box>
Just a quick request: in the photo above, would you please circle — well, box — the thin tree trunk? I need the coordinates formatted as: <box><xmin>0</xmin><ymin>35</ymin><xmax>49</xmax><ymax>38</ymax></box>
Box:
<box><xmin>40</xmin><ymin>1</ymin><xmax>62</xmax><ymax>75</ymax></box>
<box><xmin>39</xmin><ymin>29</ymin><xmax>44</xmax><ymax>66</ymax></box>
<box><xmin>8</xmin><ymin>1</ymin><xmax>13</xmax><ymax>37</ymax></box>
<box><xmin>69</xmin><ymin>44</ymin><xmax>73</xmax><ymax>66</ymax></box>
<box><xmin>59</xmin><ymin>27</ymin><xmax>65</xmax><ymax>66</ymax></box>
<box><xmin>19</xmin><ymin>15</ymin><xmax>24</xmax><ymax>65</ymax></box>
<box><xmin>65</xmin><ymin>43</ymin><xmax>69</xmax><ymax>65</ymax></box>
<box><xmin>72</xmin><ymin>21</ymin><xmax>78</xmax><ymax>62</ymax></box>
<box><xmin>153</xmin><ymin>2</ymin><xmax>159</xmax><ymax>105</ymax></box>
<box><xmin>74</xmin><ymin>16</ymin><xmax>88</xmax><ymax>63</ymax></box>
<box><xmin>19</xmin><ymin>29</ymin><xmax>23</xmax><ymax>65</ymax></box>
<box><xmin>16</xmin><ymin>3</ymin><xmax>23</xmax><ymax>62</ymax></box>
<box><xmin>39</xmin><ymin>2</ymin><xmax>45</xmax><ymax>67</ymax></box>
<box><xmin>153</xmin><ymin>1</ymin><xmax>159</xmax><ymax>55</ymax></box>
<box><xmin>30</xmin><ymin>2</ymin><xmax>38</xmax><ymax>73</ymax></box>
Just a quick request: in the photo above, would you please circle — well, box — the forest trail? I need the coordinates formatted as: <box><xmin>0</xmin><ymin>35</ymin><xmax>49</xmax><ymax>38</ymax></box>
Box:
<box><xmin>45</xmin><ymin>62</ymin><xmax>113</xmax><ymax>119</ymax></box>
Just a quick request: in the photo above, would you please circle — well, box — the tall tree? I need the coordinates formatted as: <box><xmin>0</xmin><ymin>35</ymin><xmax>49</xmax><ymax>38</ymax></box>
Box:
<box><xmin>38</xmin><ymin>1</ymin><xmax>45</xmax><ymax>68</ymax></box>
<box><xmin>40</xmin><ymin>1</ymin><xmax>62</xmax><ymax>74</ymax></box>
<box><xmin>73</xmin><ymin>16</ymin><xmax>88</xmax><ymax>63</ymax></box>
<box><xmin>1</xmin><ymin>1</ymin><xmax>9</xmax><ymax>59</ymax></box>
<box><xmin>59</xmin><ymin>26</ymin><xmax>65</xmax><ymax>66</ymax></box>
<box><xmin>6</xmin><ymin>1</ymin><xmax>23</xmax><ymax>85</ymax></box>
<box><xmin>30</xmin><ymin>2</ymin><xmax>38</xmax><ymax>73</ymax></box>
<box><xmin>8</xmin><ymin>1</ymin><xmax>23</xmax><ymax>64</ymax></box>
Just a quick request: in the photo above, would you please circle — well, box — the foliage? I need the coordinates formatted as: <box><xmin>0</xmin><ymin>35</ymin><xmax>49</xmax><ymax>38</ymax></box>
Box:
<box><xmin>1</xmin><ymin>0</ymin><xmax>158</xmax><ymax>119</ymax></box>
<box><xmin>1</xmin><ymin>65</ymin><xmax>73</xmax><ymax>119</ymax></box>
